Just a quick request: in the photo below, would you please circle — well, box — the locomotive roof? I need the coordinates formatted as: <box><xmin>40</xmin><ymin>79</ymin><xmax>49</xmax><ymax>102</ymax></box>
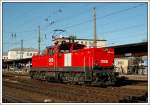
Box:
<box><xmin>10</xmin><ymin>48</ymin><xmax>38</xmax><ymax>52</ymax></box>
<box><xmin>46</xmin><ymin>42</ymin><xmax>85</xmax><ymax>50</ymax></box>
<box><xmin>53</xmin><ymin>37</ymin><xmax>107</xmax><ymax>41</ymax></box>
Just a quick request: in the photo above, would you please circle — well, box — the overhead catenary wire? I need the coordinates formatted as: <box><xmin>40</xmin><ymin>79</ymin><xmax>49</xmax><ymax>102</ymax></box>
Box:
<box><xmin>59</xmin><ymin>4</ymin><xmax>145</xmax><ymax>30</ymax></box>
<box><xmin>3</xmin><ymin>26</ymin><xmax>146</xmax><ymax>52</ymax></box>
<box><xmin>41</xmin><ymin>6</ymin><xmax>93</xmax><ymax>32</ymax></box>
<box><xmin>99</xmin><ymin>23</ymin><xmax>146</xmax><ymax>35</ymax></box>
<box><xmin>4</xmin><ymin>4</ymin><xmax>144</xmax><ymax>35</ymax></box>
<box><xmin>4</xmin><ymin>7</ymin><xmax>64</xmax><ymax>34</ymax></box>
<box><xmin>3</xmin><ymin>29</ymin><xmax>36</xmax><ymax>34</ymax></box>
<box><xmin>36</xmin><ymin>3</ymin><xmax>143</xmax><ymax>35</ymax></box>
<box><xmin>85</xmin><ymin>23</ymin><xmax>146</xmax><ymax>38</ymax></box>
<box><xmin>7</xmin><ymin>5</ymin><xmax>65</xmax><ymax>31</ymax></box>
<box><xmin>3</xmin><ymin>3</ymin><xmax>146</xmax><ymax>52</ymax></box>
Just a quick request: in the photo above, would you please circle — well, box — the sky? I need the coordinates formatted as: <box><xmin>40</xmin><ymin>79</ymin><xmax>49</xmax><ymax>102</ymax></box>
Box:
<box><xmin>2</xmin><ymin>2</ymin><xmax>148</xmax><ymax>52</ymax></box>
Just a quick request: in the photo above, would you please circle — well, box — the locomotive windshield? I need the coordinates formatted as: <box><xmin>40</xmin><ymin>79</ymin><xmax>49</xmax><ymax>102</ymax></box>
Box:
<box><xmin>73</xmin><ymin>43</ymin><xmax>85</xmax><ymax>50</ymax></box>
<box><xmin>59</xmin><ymin>44</ymin><xmax>70</xmax><ymax>53</ymax></box>
<box><xmin>45</xmin><ymin>42</ymin><xmax>86</xmax><ymax>55</ymax></box>
<box><xmin>59</xmin><ymin>42</ymin><xmax>85</xmax><ymax>53</ymax></box>
<box><xmin>59</xmin><ymin>42</ymin><xmax>70</xmax><ymax>53</ymax></box>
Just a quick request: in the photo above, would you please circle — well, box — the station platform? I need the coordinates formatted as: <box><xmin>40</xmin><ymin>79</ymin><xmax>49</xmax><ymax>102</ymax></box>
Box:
<box><xmin>119</xmin><ymin>74</ymin><xmax>148</xmax><ymax>81</ymax></box>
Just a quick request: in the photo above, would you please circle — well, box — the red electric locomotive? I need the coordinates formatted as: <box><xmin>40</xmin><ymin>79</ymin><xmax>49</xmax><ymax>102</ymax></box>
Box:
<box><xmin>30</xmin><ymin>40</ymin><xmax>117</xmax><ymax>85</ymax></box>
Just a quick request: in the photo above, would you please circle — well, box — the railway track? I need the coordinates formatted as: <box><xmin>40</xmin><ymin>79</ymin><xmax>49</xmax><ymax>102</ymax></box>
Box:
<box><xmin>2</xmin><ymin>73</ymin><xmax>148</xmax><ymax>103</ymax></box>
<box><xmin>119</xmin><ymin>92</ymin><xmax>148</xmax><ymax>103</ymax></box>
<box><xmin>3</xmin><ymin>72</ymin><xmax>147</xmax><ymax>89</ymax></box>
<box><xmin>3</xmin><ymin>95</ymin><xmax>32</xmax><ymax>103</ymax></box>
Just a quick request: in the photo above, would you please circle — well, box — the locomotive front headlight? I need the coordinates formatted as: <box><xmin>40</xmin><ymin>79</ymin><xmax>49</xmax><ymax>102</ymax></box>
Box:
<box><xmin>100</xmin><ymin>60</ymin><xmax>108</xmax><ymax>63</ymax></box>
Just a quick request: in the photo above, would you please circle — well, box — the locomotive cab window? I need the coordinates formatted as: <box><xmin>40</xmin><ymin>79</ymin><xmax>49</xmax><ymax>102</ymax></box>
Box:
<box><xmin>59</xmin><ymin>44</ymin><xmax>70</xmax><ymax>53</ymax></box>
<box><xmin>73</xmin><ymin>44</ymin><xmax>85</xmax><ymax>50</ymax></box>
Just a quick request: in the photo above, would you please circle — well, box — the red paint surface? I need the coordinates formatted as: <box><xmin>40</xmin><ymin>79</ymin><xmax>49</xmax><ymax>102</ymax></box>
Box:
<box><xmin>32</xmin><ymin>48</ymin><xmax>114</xmax><ymax>68</ymax></box>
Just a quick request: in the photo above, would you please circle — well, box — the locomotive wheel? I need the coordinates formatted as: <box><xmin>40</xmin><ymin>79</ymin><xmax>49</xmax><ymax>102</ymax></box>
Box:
<box><xmin>91</xmin><ymin>71</ymin><xmax>117</xmax><ymax>87</ymax></box>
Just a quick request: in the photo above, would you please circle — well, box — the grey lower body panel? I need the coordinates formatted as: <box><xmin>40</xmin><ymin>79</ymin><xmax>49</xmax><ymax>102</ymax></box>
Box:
<box><xmin>31</xmin><ymin>67</ymin><xmax>91</xmax><ymax>72</ymax></box>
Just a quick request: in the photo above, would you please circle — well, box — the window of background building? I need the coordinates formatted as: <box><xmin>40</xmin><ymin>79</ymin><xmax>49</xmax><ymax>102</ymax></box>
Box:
<box><xmin>17</xmin><ymin>51</ymin><xmax>20</xmax><ymax>54</ymax></box>
<box><xmin>85</xmin><ymin>41</ymin><xmax>87</xmax><ymax>45</ymax></box>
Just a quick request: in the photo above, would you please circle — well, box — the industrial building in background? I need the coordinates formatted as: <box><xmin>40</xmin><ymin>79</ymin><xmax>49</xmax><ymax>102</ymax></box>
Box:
<box><xmin>112</xmin><ymin>42</ymin><xmax>148</xmax><ymax>75</ymax></box>
<box><xmin>8</xmin><ymin>48</ymin><xmax>38</xmax><ymax>60</ymax></box>
<box><xmin>52</xmin><ymin>36</ymin><xmax>107</xmax><ymax>48</ymax></box>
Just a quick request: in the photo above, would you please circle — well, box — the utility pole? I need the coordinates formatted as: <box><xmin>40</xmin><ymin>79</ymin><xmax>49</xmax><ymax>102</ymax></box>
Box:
<box><xmin>93</xmin><ymin>7</ymin><xmax>97</xmax><ymax>48</ymax></box>
<box><xmin>38</xmin><ymin>26</ymin><xmax>41</xmax><ymax>55</ymax></box>
<box><xmin>20</xmin><ymin>40</ymin><xmax>23</xmax><ymax>59</ymax></box>
<box><xmin>11</xmin><ymin>33</ymin><xmax>16</xmax><ymax>50</ymax></box>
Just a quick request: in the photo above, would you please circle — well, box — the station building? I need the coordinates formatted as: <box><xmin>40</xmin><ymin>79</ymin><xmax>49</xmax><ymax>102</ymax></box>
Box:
<box><xmin>8</xmin><ymin>48</ymin><xmax>38</xmax><ymax>60</ymax></box>
<box><xmin>110</xmin><ymin>42</ymin><xmax>148</xmax><ymax>75</ymax></box>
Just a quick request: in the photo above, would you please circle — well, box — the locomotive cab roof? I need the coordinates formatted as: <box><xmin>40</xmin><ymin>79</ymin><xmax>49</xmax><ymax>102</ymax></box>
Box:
<box><xmin>46</xmin><ymin>42</ymin><xmax>86</xmax><ymax>54</ymax></box>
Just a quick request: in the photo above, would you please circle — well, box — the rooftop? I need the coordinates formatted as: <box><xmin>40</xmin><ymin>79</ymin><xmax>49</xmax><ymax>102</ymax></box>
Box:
<box><xmin>9</xmin><ymin>48</ymin><xmax>38</xmax><ymax>52</ymax></box>
<box><xmin>53</xmin><ymin>37</ymin><xmax>107</xmax><ymax>41</ymax></box>
<box><xmin>108</xmin><ymin>42</ymin><xmax>148</xmax><ymax>48</ymax></box>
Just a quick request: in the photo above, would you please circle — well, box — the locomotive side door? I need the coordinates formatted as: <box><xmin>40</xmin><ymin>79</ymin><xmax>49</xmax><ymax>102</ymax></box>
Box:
<box><xmin>84</xmin><ymin>51</ymin><xmax>93</xmax><ymax>82</ymax></box>
<box><xmin>64</xmin><ymin>53</ymin><xmax>72</xmax><ymax>67</ymax></box>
